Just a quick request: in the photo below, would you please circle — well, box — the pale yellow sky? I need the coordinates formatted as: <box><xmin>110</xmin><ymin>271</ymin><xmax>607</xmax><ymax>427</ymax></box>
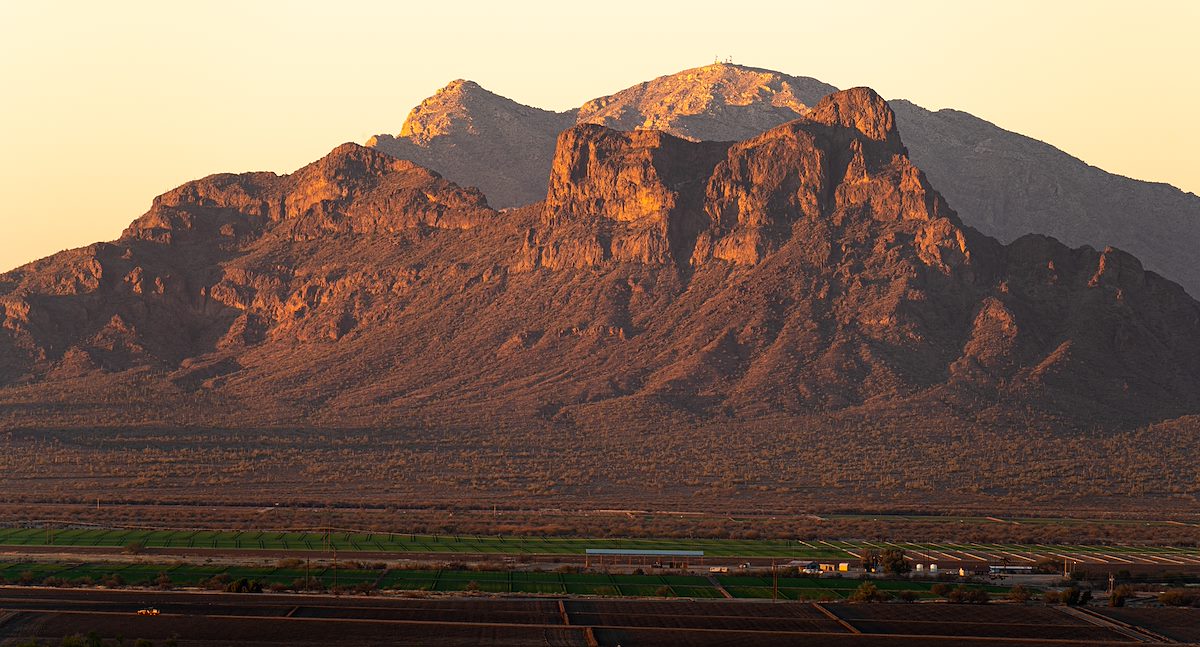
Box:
<box><xmin>1</xmin><ymin>0</ymin><xmax>1197</xmax><ymax>272</ymax></box>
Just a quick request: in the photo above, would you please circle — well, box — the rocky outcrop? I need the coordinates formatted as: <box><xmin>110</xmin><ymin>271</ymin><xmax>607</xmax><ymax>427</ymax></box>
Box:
<box><xmin>532</xmin><ymin>89</ymin><xmax>962</xmax><ymax>272</ymax></box>
<box><xmin>0</xmin><ymin>143</ymin><xmax>496</xmax><ymax>384</ymax></box>
<box><xmin>366</xmin><ymin>65</ymin><xmax>832</xmax><ymax>210</ymax></box>
<box><xmin>367</xmin><ymin>64</ymin><xmax>1200</xmax><ymax>298</ymax></box>
<box><xmin>125</xmin><ymin>143</ymin><xmax>493</xmax><ymax>249</ymax></box>
<box><xmin>528</xmin><ymin>125</ymin><xmax>729</xmax><ymax>269</ymax></box>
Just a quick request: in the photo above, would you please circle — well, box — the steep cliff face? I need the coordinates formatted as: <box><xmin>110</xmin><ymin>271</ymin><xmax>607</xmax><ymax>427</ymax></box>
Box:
<box><xmin>367</xmin><ymin>64</ymin><xmax>1200</xmax><ymax>298</ymax></box>
<box><xmin>529</xmin><ymin>125</ymin><xmax>730</xmax><ymax>269</ymax></box>
<box><xmin>3</xmin><ymin>88</ymin><xmax>1200</xmax><ymax>432</ymax></box>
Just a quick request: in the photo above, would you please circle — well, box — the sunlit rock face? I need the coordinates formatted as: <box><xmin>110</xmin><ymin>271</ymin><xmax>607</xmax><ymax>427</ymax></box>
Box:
<box><xmin>367</xmin><ymin>63</ymin><xmax>1200</xmax><ymax>298</ymax></box>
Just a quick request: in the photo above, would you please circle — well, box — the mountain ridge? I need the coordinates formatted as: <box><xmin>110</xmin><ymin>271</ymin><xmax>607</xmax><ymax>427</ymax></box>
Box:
<box><xmin>3</xmin><ymin>87</ymin><xmax>1199</xmax><ymax>435</ymax></box>
<box><xmin>366</xmin><ymin>63</ymin><xmax>1200</xmax><ymax>297</ymax></box>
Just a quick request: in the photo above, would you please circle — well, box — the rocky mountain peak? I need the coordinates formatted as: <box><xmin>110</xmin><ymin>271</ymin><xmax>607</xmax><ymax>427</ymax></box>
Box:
<box><xmin>362</xmin><ymin>64</ymin><xmax>1200</xmax><ymax>303</ymax></box>
<box><xmin>367</xmin><ymin>80</ymin><xmax>576</xmax><ymax>209</ymax></box>
<box><xmin>123</xmin><ymin>142</ymin><xmax>491</xmax><ymax>247</ymax></box>
<box><xmin>576</xmin><ymin>63</ymin><xmax>836</xmax><ymax>142</ymax></box>
<box><xmin>529</xmin><ymin>88</ymin><xmax>963</xmax><ymax>272</ymax></box>
<box><xmin>397</xmin><ymin>79</ymin><xmax>511</xmax><ymax>143</ymax></box>
<box><xmin>808</xmin><ymin>87</ymin><xmax>902</xmax><ymax>149</ymax></box>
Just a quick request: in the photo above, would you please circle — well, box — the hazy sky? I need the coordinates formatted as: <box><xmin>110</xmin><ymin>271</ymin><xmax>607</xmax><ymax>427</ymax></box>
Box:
<box><xmin>2</xmin><ymin>0</ymin><xmax>1197</xmax><ymax>272</ymax></box>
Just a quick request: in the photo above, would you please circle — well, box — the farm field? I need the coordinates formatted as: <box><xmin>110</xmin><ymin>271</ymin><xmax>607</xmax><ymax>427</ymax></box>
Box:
<box><xmin>1</xmin><ymin>588</ymin><xmax>1193</xmax><ymax>646</ymax></box>
<box><xmin>1094</xmin><ymin>607</ymin><xmax>1200</xmax><ymax>643</ymax></box>
<box><xmin>0</xmin><ymin>526</ymin><xmax>845</xmax><ymax>557</ymax></box>
<box><xmin>823</xmin><ymin>603</ymin><xmax>1140</xmax><ymax>642</ymax></box>
<box><xmin>0</xmin><ymin>561</ymin><xmax>1010</xmax><ymax>600</ymax></box>
<box><xmin>1</xmin><ymin>526</ymin><xmax>1198</xmax><ymax>567</ymax></box>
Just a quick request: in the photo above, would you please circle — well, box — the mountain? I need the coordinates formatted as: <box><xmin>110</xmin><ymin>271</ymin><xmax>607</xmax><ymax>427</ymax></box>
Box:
<box><xmin>367</xmin><ymin>64</ymin><xmax>835</xmax><ymax>211</ymax></box>
<box><xmin>367</xmin><ymin>80</ymin><xmax>576</xmax><ymax>210</ymax></box>
<box><xmin>573</xmin><ymin>64</ymin><xmax>836</xmax><ymax>141</ymax></box>
<box><xmin>3</xmin><ymin>88</ymin><xmax>1199</xmax><ymax>436</ymax></box>
<box><xmin>367</xmin><ymin>63</ymin><xmax>1200</xmax><ymax>297</ymax></box>
<box><xmin>889</xmin><ymin>100</ymin><xmax>1200</xmax><ymax>298</ymax></box>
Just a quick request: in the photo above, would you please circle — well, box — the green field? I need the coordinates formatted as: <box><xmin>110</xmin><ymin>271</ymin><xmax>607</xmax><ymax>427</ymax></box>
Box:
<box><xmin>0</xmin><ymin>527</ymin><xmax>852</xmax><ymax>558</ymax></box>
<box><xmin>0</xmin><ymin>526</ymin><xmax>1196</xmax><ymax>561</ymax></box>
<box><xmin>0</xmin><ymin>561</ymin><xmax>1006</xmax><ymax>600</ymax></box>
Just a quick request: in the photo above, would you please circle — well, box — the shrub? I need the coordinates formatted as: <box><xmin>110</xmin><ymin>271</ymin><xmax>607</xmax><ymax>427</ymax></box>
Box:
<box><xmin>1110</xmin><ymin>584</ymin><xmax>1134</xmax><ymax>607</ymax></box>
<box><xmin>224</xmin><ymin>578</ymin><xmax>262</xmax><ymax>593</ymax></box>
<box><xmin>203</xmin><ymin>573</ymin><xmax>231</xmax><ymax>590</ymax></box>
<box><xmin>930</xmin><ymin>583</ymin><xmax>952</xmax><ymax>597</ymax></box>
<box><xmin>60</xmin><ymin>632</ymin><xmax>102</xmax><ymax>647</ymax></box>
<box><xmin>1044</xmin><ymin>587</ymin><xmax>1085</xmax><ymax>605</ymax></box>
<box><xmin>948</xmin><ymin>586</ymin><xmax>990</xmax><ymax>604</ymax></box>
<box><xmin>1007</xmin><ymin>585</ymin><xmax>1031</xmax><ymax>603</ymax></box>
<box><xmin>879</xmin><ymin>548</ymin><xmax>910</xmax><ymax>576</ymax></box>
<box><xmin>101</xmin><ymin>573</ymin><xmax>125</xmax><ymax>588</ymax></box>
<box><xmin>848</xmin><ymin>581</ymin><xmax>889</xmax><ymax>602</ymax></box>
<box><xmin>655</xmin><ymin>585</ymin><xmax>672</xmax><ymax>597</ymax></box>
<box><xmin>1159</xmin><ymin>589</ymin><xmax>1199</xmax><ymax>607</ymax></box>
<box><xmin>290</xmin><ymin>576</ymin><xmax>324</xmax><ymax>591</ymax></box>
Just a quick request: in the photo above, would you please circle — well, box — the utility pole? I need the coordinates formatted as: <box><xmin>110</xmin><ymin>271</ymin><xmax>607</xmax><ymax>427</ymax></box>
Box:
<box><xmin>772</xmin><ymin>560</ymin><xmax>778</xmax><ymax>603</ymax></box>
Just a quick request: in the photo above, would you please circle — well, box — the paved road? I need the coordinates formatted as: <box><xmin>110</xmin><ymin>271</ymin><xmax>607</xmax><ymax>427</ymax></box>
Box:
<box><xmin>0</xmin><ymin>587</ymin><xmax>1191</xmax><ymax>646</ymax></box>
<box><xmin>3</xmin><ymin>542</ymin><xmax>1198</xmax><ymax>576</ymax></box>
